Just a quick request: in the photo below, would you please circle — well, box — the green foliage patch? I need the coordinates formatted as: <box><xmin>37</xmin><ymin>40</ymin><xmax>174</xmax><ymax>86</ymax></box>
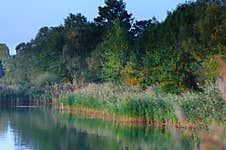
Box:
<box><xmin>58</xmin><ymin>83</ymin><xmax>225</xmax><ymax>123</ymax></box>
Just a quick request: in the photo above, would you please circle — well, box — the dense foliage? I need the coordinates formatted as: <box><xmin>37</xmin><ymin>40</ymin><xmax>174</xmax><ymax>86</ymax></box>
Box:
<box><xmin>0</xmin><ymin>0</ymin><xmax>225</xmax><ymax>99</ymax></box>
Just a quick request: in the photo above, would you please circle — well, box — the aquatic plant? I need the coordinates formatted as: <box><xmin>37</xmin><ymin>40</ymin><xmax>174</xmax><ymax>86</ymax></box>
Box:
<box><xmin>58</xmin><ymin>82</ymin><xmax>225</xmax><ymax>124</ymax></box>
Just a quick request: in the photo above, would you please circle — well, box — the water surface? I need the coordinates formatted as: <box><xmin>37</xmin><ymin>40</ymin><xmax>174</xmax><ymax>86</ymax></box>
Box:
<box><xmin>0</xmin><ymin>108</ymin><xmax>201</xmax><ymax>150</ymax></box>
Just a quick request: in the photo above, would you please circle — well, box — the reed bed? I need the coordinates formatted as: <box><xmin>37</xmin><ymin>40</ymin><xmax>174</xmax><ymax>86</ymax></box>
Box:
<box><xmin>57</xmin><ymin>82</ymin><xmax>225</xmax><ymax>126</ymax></box>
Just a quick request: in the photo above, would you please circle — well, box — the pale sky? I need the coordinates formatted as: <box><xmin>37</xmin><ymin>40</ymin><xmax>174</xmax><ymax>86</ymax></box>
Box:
<box><xmin>0</xmin><ymin>0</ymin><xmax>188</xmax><ymax>55</ymax></box>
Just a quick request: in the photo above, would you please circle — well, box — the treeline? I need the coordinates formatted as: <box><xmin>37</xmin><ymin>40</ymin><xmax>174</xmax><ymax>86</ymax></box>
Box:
<box><xmin>0</xmin><ymin>0</ymin><xmax>225</xmax><ymax>96</ymax></box>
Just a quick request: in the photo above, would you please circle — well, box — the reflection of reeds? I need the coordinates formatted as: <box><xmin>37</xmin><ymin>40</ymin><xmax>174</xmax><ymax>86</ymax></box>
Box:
<box><xmin>168</xmin><ymin>116</ymin><xmax>226</xmax><ymax>150</ymax></box>
<box><xmin>56</xmin><ymin>81</ymin><xmax>225</xmax><ymax>150</ymax></box>
<box><xmin>172</xmin><ymin>102</ymin><xmax>226</xmax><ymax>150</ymax></box>
<box><xmin>57</xmin><ymin>81</ymin><xmax>226</xmax><ymax>149</ymax></box>
<box><xmin>169</xmin><ymin>127</ymin><xmax>182</xmax><ymax>150</ymax></box>
<box><xmin>198</xmin><ymin>122</ymin><xmax>226</xmax><ymax>150</ymax></box>
<box><xmin>56</xmin><ymin>112</ymin><xmax>200</xmax><ymax>150</ymax></box>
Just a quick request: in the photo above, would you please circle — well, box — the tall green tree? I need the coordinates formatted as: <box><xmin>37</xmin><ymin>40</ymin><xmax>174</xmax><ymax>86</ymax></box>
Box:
<box><xmin>94</xmin><ymin>0</ymin><xmax>132</xmax><ymax>30</ymax></box>
<box><xmin>0</xmin><ymin>44</ymin><xmax>9</xmax><ymax>79</ymax></box>
<box><xmin>100</xmin><ymin>19</ymin><xmax>130</xmax><ymax>81</ymax></box>
<box><xmin>63</xmin><ymin>13</ymin><xmax>102</xmax><ymax>82</ymax></box>
<box><xmin>196</xmin><ymin>1</ymin><xmax>226</xmax><ymax>54</ymax></box>
<box><xmin>0</xmin><ymin>61</ymin><xmax>4</xmax><ymax>78</ymax></box>
<box><xmin>0</xmin><ymin>44</ymin><xmax>10</xmax><ymax>61</ymax></box>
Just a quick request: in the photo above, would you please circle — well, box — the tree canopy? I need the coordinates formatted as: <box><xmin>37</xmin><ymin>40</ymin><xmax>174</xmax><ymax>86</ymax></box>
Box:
<box><xmin>1</xmin><ymin>0</ymin><xmax>225</xmax><ymax>93</ymax></box>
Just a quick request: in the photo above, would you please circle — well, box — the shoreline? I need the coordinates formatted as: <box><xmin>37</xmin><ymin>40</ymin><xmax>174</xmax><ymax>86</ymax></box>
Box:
<box><xmin>56</xmin><ymin>105</ymin><xmax>220</xmax><ymax>130</ymax></box>
<box><xmin>1</xmin><ymin>101</ymin><xmax>225</xmax><ymax>131</ymax></box>
<box><xmin>16</xmin><ymin>106</ymin><xmax>38</xmax><ymax>108</ymax></box>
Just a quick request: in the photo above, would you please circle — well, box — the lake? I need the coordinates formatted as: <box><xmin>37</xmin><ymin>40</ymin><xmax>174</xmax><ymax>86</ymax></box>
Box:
<box><xmin>0</xmin><ymin>107</ymin><xmax>201</xmax><ymax>150</ymax></box>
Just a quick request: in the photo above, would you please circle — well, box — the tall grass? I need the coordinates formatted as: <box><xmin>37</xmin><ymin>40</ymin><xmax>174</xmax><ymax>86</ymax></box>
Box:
<box><xmin>58</xmin><ymin>82</ymin><xmax>225</xmax><ymax>124</ymax></box>
<box><xmin>0</xmin><ymin>84</ymin><xmax>52</xmax><ymax>106</ymax></box>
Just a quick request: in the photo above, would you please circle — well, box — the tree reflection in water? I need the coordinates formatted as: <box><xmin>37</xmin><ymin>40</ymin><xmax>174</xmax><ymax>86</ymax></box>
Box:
<box><xmin>0</xmin><ymin>108</ymin><xmax>202</xmax><ymax>150</ymax></box>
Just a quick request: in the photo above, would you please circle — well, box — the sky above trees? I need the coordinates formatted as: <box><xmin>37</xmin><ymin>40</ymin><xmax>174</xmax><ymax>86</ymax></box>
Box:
<box><xmin>0</xmin><ymin>0</ymin><xmax>188</xmax><ymax>55</ymax></box>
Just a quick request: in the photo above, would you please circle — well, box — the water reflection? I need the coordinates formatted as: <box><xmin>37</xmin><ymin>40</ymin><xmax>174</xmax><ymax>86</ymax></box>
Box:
<box><xmin>0</xmin><ymin>108</ymin><xmax>201</xmax><ymax>150</ymax></box>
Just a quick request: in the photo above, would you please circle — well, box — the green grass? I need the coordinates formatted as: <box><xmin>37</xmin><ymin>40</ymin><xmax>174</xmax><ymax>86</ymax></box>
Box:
<box><xmin>0</xmin><ymin>84</ymin><xmax>52</xmax><ymax>105</ymax></box>
<box><xmin>57</xmin><ymin>83</ymin><xmax>225</xmax><ymax>124</ymax></box>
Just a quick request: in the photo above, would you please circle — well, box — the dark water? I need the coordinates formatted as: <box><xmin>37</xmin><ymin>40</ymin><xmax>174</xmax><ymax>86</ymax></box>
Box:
<box><xmin>0</xmin><ymin>108</ymin><xmax>201</xmax><ymax>150</ymax></box>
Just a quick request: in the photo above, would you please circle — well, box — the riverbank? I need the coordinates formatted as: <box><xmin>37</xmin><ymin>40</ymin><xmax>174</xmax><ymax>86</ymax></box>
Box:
<box><xmin>56</xmin><ymin>82</ymin><xmax>226</xmax><ymax>129</ymax></box>
<box><xmin>58</xmin><ymin>106</ymin><xmax>211</xmax><ymax>129</ymax></box>
<box><xmin>1</xmin><ymin>81</ymin><xmax>225</xmax><ymax>129</ymax></box>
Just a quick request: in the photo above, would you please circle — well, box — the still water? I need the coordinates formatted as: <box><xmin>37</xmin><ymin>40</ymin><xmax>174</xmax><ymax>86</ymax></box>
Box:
<box><xmin>0</xmin><ymin>108</ymin><xmax>201</xmax><ymax>150</ymax></box>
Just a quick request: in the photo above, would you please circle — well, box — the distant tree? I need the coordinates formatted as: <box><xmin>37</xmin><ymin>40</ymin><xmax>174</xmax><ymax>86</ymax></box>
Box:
<box><xmin>64</xmin><ymin>13</ymin><xmax>90</xmax><ymax>58</ymax></box>
<box><xmin>64</xmin><ymin>13</ymin><xmax>88</xmax><ymax>30</ymax></box>
<box><xmin>131</xmin><ymin>19</ymin><xmax>155</xmax><ymax>37</ymax></box>
<box><xmin>132</xmin><ymin>18</ymin><xmax>159</xmax><ymax>57</ymax></box>
<box><xmin>0</xmin><ymin>44</ymin><xmax>10</xmax><ymax>61</ymax></box>
<box><xmin>63</xmin><ymin>13</ymin><xmax>102</xmax><ymax>82</ymax></box>
<box><xmin>94</xmin><ymin>0</ymin><xmax>133</xmax><ymax>30</ymax></box>
<box><xmin>86</xmin><ymin>48</ymin><xmax>103</xmax><ymax>82</ymax></box>
<box><xmin>196</xmin><ymin>1</ymin><xmax>226</xmax><ymax>54</ymax></box>
<box><xmin>15</xmin><ymin>42</ymin><xmax>27</xmax><ymax>54</ymax></box>
<box><xmin>34</xmin><ymin>27</ymin><xmax>51</xmax><ymax>47</ymax></box>
<box><xmin>100</xmin><ymin>19</ymin><xmax>130</xmax><ymax>81</ymax></box>
<box><xmin>61</xmin><ymin>45</ymin><xmax>81</xmax><ymax>82</ymax></box>
<box><xmin>0</xmin><ymin>44</ymin><xmax>9</xmax><ymax>79</ymax></box>
<box><xmin>35</xmin><ymin>27</ymin><xmax>65</xmax><ymax>79</ymax></box>
<box><xmin>0</xmin><ymin>60</ymin><xmax>5</xmax><ymax>78</ymax></box>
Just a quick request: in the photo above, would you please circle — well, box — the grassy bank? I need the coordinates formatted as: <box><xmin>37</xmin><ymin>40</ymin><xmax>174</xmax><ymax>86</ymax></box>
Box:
<box><xmin>0</xmin><ymin>84</ymin><xmax>52</xmax><ymax>106</ymax></box>
<box><xmin>57</xmin><ymin>83</ymin><xmax>225</xmax><ymax>128</ymax></box>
